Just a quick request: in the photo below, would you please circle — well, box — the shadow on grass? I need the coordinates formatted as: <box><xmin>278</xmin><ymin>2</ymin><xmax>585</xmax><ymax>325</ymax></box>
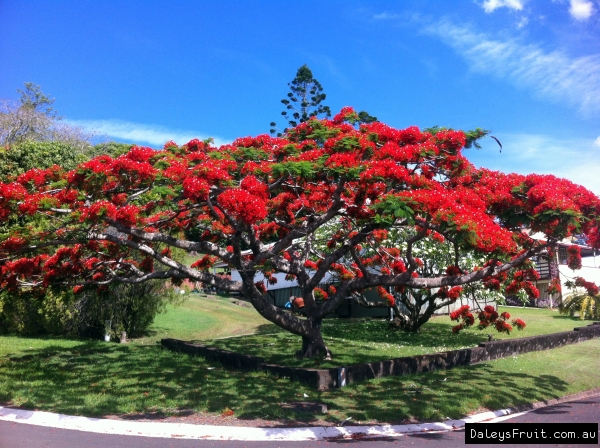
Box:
<box><xmin>253</xmin><ymin>323</ymin><xmax>285</xmax><ymax>335</ymax></box>
<box><xmin>210</xmin><ymin>319</ymin><xmax>492</xmax><ymax>368</ymax></box>
<box><xmin>0</xmin><ymin>339</ymin><xmax>572</xmax><ymax>426</ymax></box>
<box><xmin>322</xmin><ymin>318</ymin><xmax>488</xmax><ymax>347</ymax></box>
<box><xmin>550</xmin><ymin>314</ymin><xmax>600</xmax><ymax>323</ymax></box>
<box><xmin>324</xmin><ymin>362</ymin><xmax>570</xmax><ymax>424</ymax></box>
<box><xmin>0</xmin><ymin>341</ymin><xmax>321</xmax><ymax>424</ymax></box>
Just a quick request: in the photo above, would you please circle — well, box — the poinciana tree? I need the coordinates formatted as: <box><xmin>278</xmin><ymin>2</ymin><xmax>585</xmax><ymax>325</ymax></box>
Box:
<box><xmin>1</xmin><ymin>107</ymin><xmax>599</xmax><ymax>358</ymax></box>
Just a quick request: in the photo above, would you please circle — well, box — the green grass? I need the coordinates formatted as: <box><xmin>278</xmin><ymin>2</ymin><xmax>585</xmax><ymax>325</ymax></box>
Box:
<box><xmin>134</xmin><ymin>293</ymin><xmax>275</xmax><ymax>345</ymax></box>
<box><xmin>0</xmin><ymin>336</ymin><xmax>598</xmax><ymax>425</ymax></box>
<box><xmin>209</xmin><ymin>306</ymin><xmax>600</xmax><ymax>368</ymax></box>
<box><xmin>0</xmin><ymin>299</ymin><xmax>598</xmax><ymax>425</ymax></box>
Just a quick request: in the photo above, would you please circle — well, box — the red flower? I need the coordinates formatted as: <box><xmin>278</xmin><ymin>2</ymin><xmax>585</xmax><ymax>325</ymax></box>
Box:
<box><xmin>547</xmin><ymin>278</ymin><xmax>562</xmax><ymax>295</ymax></box>
<box><xmin>304</xmin><ymin>260</ymin><xmax>318</xmax><ymax>270</ymax></box>
<box><xmin>452</xmin><ymin>323</ymin><xmax>464</xmax><ymax>334</ymax></box>
<box><xmin>240</xmin><ymin>175</ymin><xmax>269</xmax><ymax>200</ymax></box>
<box><xmin>512</xmin><ymin>318</ymin><xmax>526</xmax><ymax>330</ymax></box>
<box><xmin>314</xmin><ymin>287</ymin><xmax>328</xmax><ymax>300</ymax></box>
<box><xmin>217</xmin><ymin>188</ymin><xmax>267</xmax><ymax>225</ymax></box>
<box><xmin>567</xmin><ymin>245</ymin><xmax>582</xmax><ymax>270</ymax></box>
<box><xmin>575</xmin><ymin>277</ymin><xmax>599</xmax><ymax>296</ymax></box>
<box><xmin>254</xmin><ymin>281</ymin><xmax>267</xmax><ymax>294</ymax></box>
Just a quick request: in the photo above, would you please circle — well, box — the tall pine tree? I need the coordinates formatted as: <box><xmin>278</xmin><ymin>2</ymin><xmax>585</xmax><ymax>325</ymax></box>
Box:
<box><xmin>270</xmin><ymin>65</ymin><xmax>331</xmax><ymax>136</ymax></box>
<box><xmin>270</xmin><ymin>65</ymin><xmax>377</xmax><ymax>136</ymax></box>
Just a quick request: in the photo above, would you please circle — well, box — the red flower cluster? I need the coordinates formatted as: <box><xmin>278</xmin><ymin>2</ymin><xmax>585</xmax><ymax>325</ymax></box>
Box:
<box><xmin>505</xmin><ymin>269</ymin><xmax>541</xmax><ymax>299</ymax></box>
<box><xmin>217</xmin><ymin>188</ymin><xmax>267</xmax><ymax>225</ymax></box>
<box><xmin>450</xmin><ymin>305</ymin><xmax>526</xmax><ymax>335</ymax></box>
<box><xmin>439</xmin><ymin>286</ymin><xmax>463</xmax><ymax>302</ymax></box>
<box><xmin>513</xmin><ymin>318</ymin><xmax>526</xmax><ymax>330</ymax></box>
<box><xmin>254</xmin><ymin>281</ymin><xmax>267</xmax><ymax>294</ymax></box>
<box><xmin>575</xmin><ymin>277</ymin><xmax>599</xmax><ymax>296</ymax></box>
<box><xmin>375</xmin><ymin>286</ymin><xmax>395</xmax><ymax>306</ymax></box>
<box><xmin>314</xmin><ymin>287</ymin><xmax>328</xmax><ymax>300</ymax></box>
<box><xmin>450</xmin><ymin>305</ymin><xmax>474</xmax><ymax>333</ymax></box>
<box><xmin>446</xmin><ymin>265</ymin><xmax>461</xmax><ymax>276</ymax></box>
<box><xmin>546</xmin><ymin>278</ymin><xmax>562</xmax><ymax>295</ymax></box>
<box><xmin>567</xmin><ymin>246</ymin><xmax>582</xmax><ymax>270</ymax></box>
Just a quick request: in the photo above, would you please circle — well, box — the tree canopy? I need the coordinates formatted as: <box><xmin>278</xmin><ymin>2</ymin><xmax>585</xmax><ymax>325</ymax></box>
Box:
<box><xmin>1</xmin><ymin>107</ymin><xmax>599</xmax><ymax>357</ymax></box>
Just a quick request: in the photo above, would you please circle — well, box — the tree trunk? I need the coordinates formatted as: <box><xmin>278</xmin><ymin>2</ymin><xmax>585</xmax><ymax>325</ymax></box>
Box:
<box><xmin>242</xmin><ymin>276</ymin><xmax>332</xmax><ymax>359</ymax></box>
<box><xmin>298</xmin><ymin>330</ymin><xmax>332</xmax><ymax>359</ymax></box>
<box><xmin>296</xmin><ymin>316</ymin><xmax>331</xmax><ymax>359</ymax></box>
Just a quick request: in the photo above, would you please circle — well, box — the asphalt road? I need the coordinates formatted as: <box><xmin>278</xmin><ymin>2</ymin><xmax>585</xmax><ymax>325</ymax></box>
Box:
<box><xmin>1</xmin><ymin>395</ymin><xmax>598</xmax><ymax>448</ymax></box>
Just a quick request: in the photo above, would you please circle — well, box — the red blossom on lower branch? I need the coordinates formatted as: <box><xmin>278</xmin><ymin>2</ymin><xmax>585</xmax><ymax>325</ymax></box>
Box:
<box><xmin>450</xmin><ymin>304</ymin><xmax>526</xmax><ymax>335</ymax></box>
<box><xmin>254</xmin><ymin>281</ymin><xmax>266</xmax><ymax>294</ymax></box>
<box><xmin>375</xmin><ymin>286</ymin><xmax>395</xmax><ymax>306</ymax></box>
<box><xmin>575</xmin><ymin>277</ymin><xmax>599</xmax><ymax>296</ymax></box>
<box><xmin>567</xmin><ymin>245</ymin><xmax>582</xmax><ymax>270</ymax></box>
<box><xmin>546</xmin><ymin>278</ymin><xmax>562</xmax><ymax>295</ymax></box>
<box><xmin>314</xmin><ymin>287</ymin><xmax>328</xmax><ymax>300</ymax></box>
<box><xmin>512</xmin><ymin>318</ymin><xmax>526</xmax><ymax>330</ymax></box>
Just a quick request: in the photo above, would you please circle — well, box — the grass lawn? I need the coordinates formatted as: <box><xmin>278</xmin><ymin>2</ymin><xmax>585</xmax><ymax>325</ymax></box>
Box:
<box><xmin>209</xmin><ymin>306</ymin><xmax>600</xmax><ymax>368</ymax></box>
<box><xmin>134</xmin><ymin>293</ymin><xmax>274</xmax><ymax>345</ymax></box>
<box><xmin>0</xmin><ymin>297</ymin><xmax>598</xmax><ymax>425</ymax></box>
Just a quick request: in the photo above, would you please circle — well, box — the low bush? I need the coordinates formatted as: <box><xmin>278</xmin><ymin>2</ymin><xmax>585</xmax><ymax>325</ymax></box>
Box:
<box><xmin>0</xmin><ymin>281</ymin><xmax>180</xmax><ymax>339</ymax></box>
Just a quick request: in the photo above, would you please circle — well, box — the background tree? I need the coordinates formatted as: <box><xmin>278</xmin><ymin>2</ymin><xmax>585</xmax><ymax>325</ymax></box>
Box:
<box><xmin>17</xmin><ymin>82</ymin><xmax>57</xmax><ymax>116</ymax></box>
<box><xmin>349</xmin><ymin>226</ymin><xmax>506</xmax><ymax>332</ymax></box>
<box><xmin>0</xmin><ymin>83</ymin><xmax>92</xmax><ymax>150</ymax></box>
<box><xmin>1</xmin><ymin>107</ymin><xmax>599</xmax><ymax>358</ymax></box>
<box><xmin>0</xmin><ymin>141</ymin><xmax>87</xmax><ymax>181</ymax></box>
<box><xmin>270</xmin><ymin>65</ymin><xmax>376</xmax><ymax>136</ymax></box>
<box><xmin>559</xmin><ymin>278</ymin><xmax>600</xmax><ymax>320</ymax></box>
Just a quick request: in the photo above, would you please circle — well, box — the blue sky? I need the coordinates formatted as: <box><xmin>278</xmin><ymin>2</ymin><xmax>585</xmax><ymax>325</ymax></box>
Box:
<box><xmin>1</xmin><ymin>0</ymin><xmax>599</xmax><ymax>194</ymax></box>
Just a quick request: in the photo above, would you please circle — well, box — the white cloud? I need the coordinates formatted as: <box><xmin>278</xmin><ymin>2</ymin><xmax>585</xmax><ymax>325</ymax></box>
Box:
<box><xmin>66</xmin><ymin>119</ymin><xmax>229</xmax><ymax>148</ymax></box>
<box><xmin>423</xmin><ymin>21</ymin><xmax>600</xmax><ymax>114</ymax></box>
<box><xmin>481</xmin><ymin>0</ymin><xmax>524</xmax><ymax>13</ymax></box>
<box><xmin>469</xmin><ymin>133</ymin><xmax>600</xmax><ymax>196</ymax></box>
<box><xmin>569</xmin><ymin>0</ymin><xmax>594</xmax><ymax>20</ymax></box>
<box><xmin>372</xmin><ymin>12</ymin><xmax>402</xmax><ymax>20</ymax></box>
<box><xmin>516</xmin><ymin>16</ymin><xmax>529</xmax><ymax>28</ymax></box>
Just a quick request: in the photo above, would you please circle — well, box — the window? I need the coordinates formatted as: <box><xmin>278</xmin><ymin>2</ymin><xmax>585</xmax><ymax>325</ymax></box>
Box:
<box><xmin>558</xmin><ymin>246</ymin><xmax>568</xmax><ymax>265</ymax></box>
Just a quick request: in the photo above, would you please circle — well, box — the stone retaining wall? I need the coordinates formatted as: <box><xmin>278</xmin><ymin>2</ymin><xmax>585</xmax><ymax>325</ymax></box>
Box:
<box><xmin>162</xmin><ymin>322</ymin><xmax>600</xmax><ymax>390</ymax></box>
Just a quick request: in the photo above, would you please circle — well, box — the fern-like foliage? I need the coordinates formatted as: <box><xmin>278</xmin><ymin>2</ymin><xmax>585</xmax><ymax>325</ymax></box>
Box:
<box><xmin>559</xmin><ymin>292</ymin><xmax>600</xmax><ymax>320</ymax></box>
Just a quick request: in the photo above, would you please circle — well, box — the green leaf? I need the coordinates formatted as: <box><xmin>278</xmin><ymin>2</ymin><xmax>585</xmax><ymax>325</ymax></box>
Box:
<box><xmin>370</xmin><ymin>196</ymin><xmax>416</xmax><ymax>226</ymax></box>
<box><xmin>271</xmin><ymin>161</ymin><xmax>317</xmax><ymax>179</ymax></box>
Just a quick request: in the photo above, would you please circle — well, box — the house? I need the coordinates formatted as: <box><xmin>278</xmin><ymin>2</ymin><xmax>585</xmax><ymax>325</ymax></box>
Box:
<box><xmin>223</xmin><ymin>267</ymin><xmax>495</xmax><ymax>319</ymax></box>
<box><xmin>226</xmin><ymin>269</ymin><xmax>392</xmax><ymax>318</ymax></box>
<box><xmin>533</xmin><ymin>237</ymin><xmax>600</xmax><ymax>307</ymax></box>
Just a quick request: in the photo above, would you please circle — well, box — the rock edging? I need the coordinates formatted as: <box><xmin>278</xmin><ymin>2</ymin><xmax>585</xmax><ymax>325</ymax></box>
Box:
<box><xmin>161</xmin><ymin>322</ymin><xmax>600</xmax><ymax>390</ymax></box>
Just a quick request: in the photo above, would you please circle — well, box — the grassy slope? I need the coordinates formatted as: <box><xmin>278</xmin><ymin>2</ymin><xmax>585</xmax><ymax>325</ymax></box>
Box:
<box><xmin>134</xmin><ymin>294</ymin><xmax>274</xmax><ymax>345</ymax></box>
<box><xmin>0</xmin><ymin>297</ymin><xmax>598</xmax><ymax>424</ymax></box>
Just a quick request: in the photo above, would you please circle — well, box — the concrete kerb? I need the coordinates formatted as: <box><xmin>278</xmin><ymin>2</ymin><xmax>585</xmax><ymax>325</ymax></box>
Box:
<box><xmin>1</xmin><ymin>389</ymin><xmax>599</xmax><ymax>441</ymax></box>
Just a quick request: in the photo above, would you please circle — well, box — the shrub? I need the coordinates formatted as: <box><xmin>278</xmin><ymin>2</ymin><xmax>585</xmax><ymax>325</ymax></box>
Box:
<box><xmin>0</xmin><ymin>281</ymin><xmax>180</xmax><ymax>339</ymax></box>
<box><xmin>559</xmin><ymin>292</ymin><xmax>599</xmax><ymax>320</ymax></box>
